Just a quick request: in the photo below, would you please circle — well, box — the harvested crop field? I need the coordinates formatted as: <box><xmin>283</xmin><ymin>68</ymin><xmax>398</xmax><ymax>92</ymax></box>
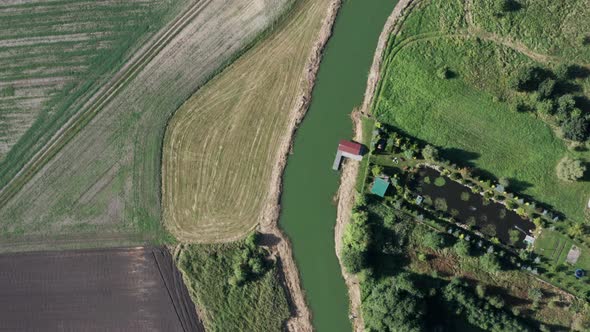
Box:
<box><xmin>163</xmin><ymin>0</ymin><xmax>332</xmax><ymax>242</ymax></box>
<box><xmin>0</xmin><ymin>0</ymin><xmax>291</xmax><ymax>247</ymax></box>
<box><xmin>0</xmin><ymin>247</ymin><xmax>203</xmax><ymax>332</ymax></box>
<box><xmin>0</xmin><ymin>0</ymin><xmax>183</xmax><ymax>163</ymax></box>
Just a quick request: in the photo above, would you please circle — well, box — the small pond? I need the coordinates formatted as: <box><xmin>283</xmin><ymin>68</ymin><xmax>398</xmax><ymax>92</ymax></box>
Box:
<box><xmin>411</xmin><ymin>167</ymin><xmax>535</xmax><ymax>248</ymax></box>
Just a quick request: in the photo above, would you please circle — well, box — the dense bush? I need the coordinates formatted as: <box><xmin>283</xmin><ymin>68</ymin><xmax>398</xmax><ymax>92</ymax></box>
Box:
<box><xmin>443</xmin><ymin>279</ymin><xmax>530</xmax><ymax>332</ymax></box>
<box><xmin>229</xmin><ymin>233</ymin><xmax>269</xmax><ymax>286</ymax></box>
<box><xmin>422</xmin><ymin>144</ymin><xmax>439</xmax><ymax>161</ymax></box>
<box><xmin>561</xmin><ymin>116</ymin><xmax>588</xmax><ymax>141</ymax></box>
<box><xmin>508</xmin><ymin>66</ymin><xmax>545</xmax><ymax>92</ymax></box>
<box><xmin>422</xmin><ymin>231</ymin><xmax>446</xmax><ymax>250</ymax></box>
<box><xmin>479</xmin><ymin>253</ymin><xmax>502</xmax><ymax>273</ymax></box>
<box><xmin>341</xmin><ymin>210</ymin><xmax>372</xmax><ymax>273</ymax></box>
<box><xmin>537</xmin><ymin>79</ymin><xmax>556</xmax><ymax>99</ymax></box>
<box><xmin>436</xmin><ymin>66</ymin><xmax>452</xmax><ymax>79</ymax></box>
<box><xmin>363</xmin><ymin>276</ymin><xmax>425</xmax><ymax>332</ymax></box>
<box><xmin>556</xmin><ymin>156</ymin><xmax>586</xmax><ymax>182</ymax></box>
<box><xmin>453</xmin><ymin>239</ymin><xmax>471</xmax><ymax>257</ymax></box>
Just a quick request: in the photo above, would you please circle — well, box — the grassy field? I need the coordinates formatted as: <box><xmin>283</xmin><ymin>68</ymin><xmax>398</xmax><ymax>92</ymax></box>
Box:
<box><xmin>0</xmin><ymin>0</ymin><xmax>183</xmax><ymax>170</ymax></box>
<box><xmin>0</xmin><ymin>0</ymin><xmax>292</xmax><ymax>248</ymax></box>
<box><xmin>162</xmin><ymin>0</ymin><xmax>331</xmax><ymax>242</ymax></box>
<box><xmin>470</xmin><ymin>0</ymin><xmax>590</xmax><ymax>63</ymax></box>
<box><xmin>176</xmin><ymin>241</ymin><xmax>290</xmax><ymax>331</ymax></box>
<box><xmin>373</xmin><ymin>0</ymin><xmax>590</xmax><ymax>228</ymax></box>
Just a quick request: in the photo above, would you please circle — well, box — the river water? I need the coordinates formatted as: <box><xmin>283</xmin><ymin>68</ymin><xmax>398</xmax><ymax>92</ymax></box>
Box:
<box><xmin>278</xmin><ymin>0</ymin><xmax>396</xmax><ymax>330</ymax></box>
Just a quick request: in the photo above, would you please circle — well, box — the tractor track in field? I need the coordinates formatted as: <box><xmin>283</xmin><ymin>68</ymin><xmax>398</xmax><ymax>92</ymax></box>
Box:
<box><xmin>0</xmin><ymin>0</ymin><xmax>212</xmax><ymax>208</ymax></box>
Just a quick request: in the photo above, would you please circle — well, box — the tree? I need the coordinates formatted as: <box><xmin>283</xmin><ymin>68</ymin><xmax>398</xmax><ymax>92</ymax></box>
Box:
<box><xmin>480</xmin><ymin>253</ymin><xmax>502</xmax><ymax>273</ymax></box>
<box><xmin>341</xmin><ymin>247</ymin><xmax>365</xmax><ymax>274</ymax></box>
<box><xmin>341</xmin><ymin>211</ymin><xmax>372</xmax><ymax>274</ymax></box>
<box><xmin>508</xmin><ymin>229</ymin><xmax>520</xmax><ymax>245</ymax></box>
<box><xmin>556</xmin><ymin>156</ymin><xmax>586</xmax><ymax>182</ymax></box>
<box><xmin>557</xmin><ymin>94</ymin><xmax>576</xmax><ymax>118</ymax></box>
<box><xmin>488</xmin><ymin>295</ymin><xmax>505</xmax><ymax>309</ymax></box>
<box><xmin>363</xmin><ymin>278</ymin><xmax>425</xmax><ymax>332</ymax></box>
<box><xmin>436</xmin><ymin>66</ymin><xmax>452</xmax><ymax>79</ymax></box>
<box><xmin>538</xmin><ymin>78</ymin><xmax>556</xmax><ymax>99</ymax></box>
<box><xmin>498</xmin><ymin>177</ymin><xmax>510</xmax><ymax>188</ymax></box>
<box><xmin>508</xmin><ymin>66</ymin><xmax>544</xmax><ymax>91</ymax></box>
<box><xmin>567</xmin><ymin>223</ymin><xmax>585</xmax><ymax>238</ymax></box>
<box><xmin>494</xmin><ymin>0</ymin><xmax>520</xmax><ymax>13</ymax></box>
<box><xmin>555</xmin><ymin>63</ymin><xmax>571</xmax><ymax>80</ymax></box>
<box><xmin>434</xmin><ymin>197</ymin><xmax>448</xmax><ymax>212</ymax></box>
<box><xmin>421</xmin><ymin>144</ymin><xmax>439</xmax><ymax>161</ymax></box>
<box><xmin>561</xmin><ymin>116</ymin><xmax>588</xmax><ymax>141</ymax></box>
<box><xmin>528</xmin><ymin>287</ymin><xmax>543</xmax><ymax>302</ymax></box>
<box><xmin>475</xmin><ymin>284</ymin><xmax>486</xmax><ymax>298</ymax></box>
<box><xmin>423</xmin><ymin>231</ymin><xmax>445</xmax><ymax>250</ymax></box>
<box><xmin>454</xmin><ymin>240</ymin><xmax>471</xmax><ymax>257</ymax></box>
<box><xmin>371</xmin><ymin>165</ymin><xmax>383</xmax><ymax>177</ymax></box>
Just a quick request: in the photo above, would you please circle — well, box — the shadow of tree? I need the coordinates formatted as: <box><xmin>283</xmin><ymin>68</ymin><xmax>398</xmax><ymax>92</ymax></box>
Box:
<box><xmin>442</xmin><ymin>148</ymin><xmax>480</xmax><ymax>168</ymax></box>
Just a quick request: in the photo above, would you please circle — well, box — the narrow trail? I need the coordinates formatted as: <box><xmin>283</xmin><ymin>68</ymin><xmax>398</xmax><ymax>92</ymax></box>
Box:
<box><xmin>0</xmin><ymin>0</ymin><xmax>212</xmax><ymax>208</ymax></box>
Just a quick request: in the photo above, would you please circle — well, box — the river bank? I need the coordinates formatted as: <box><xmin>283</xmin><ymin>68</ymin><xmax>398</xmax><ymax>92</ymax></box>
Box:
<box><xmin>333</xmin><ymin>1</ymin><xmax>415</xmax><ymax>331</ymax></box>
<box><xmin>277</xmin><ymin>1</ymin><xmax>396</xmax><ymax>330</ymax></box>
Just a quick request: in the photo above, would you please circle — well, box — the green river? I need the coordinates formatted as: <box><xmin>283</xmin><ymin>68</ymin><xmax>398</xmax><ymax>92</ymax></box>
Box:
<box><xmin>278</xmin><ymin>0</ymin><xmax>396</xmax><ymax>330</ymax></box>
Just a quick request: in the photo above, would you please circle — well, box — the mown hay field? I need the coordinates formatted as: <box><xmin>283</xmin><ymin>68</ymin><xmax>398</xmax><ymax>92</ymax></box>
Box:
<box><xmin>162</xmin><ymin>0</ymin><xmax>331</xmax><ymax>242</ymax></box>
<box><xmin>0</xmin><ymin>0</ymin><xmax>291</xmax><ymax>249</ymax></box>
<box><xmin>373</xmin><ymin>0</ymin><xmax>590</xmax><ymax>227</ymax></box>
<box><xmin>0</xmin><ymin>0</ymin><xmax>182</xmax><ymax>172</ymax></box>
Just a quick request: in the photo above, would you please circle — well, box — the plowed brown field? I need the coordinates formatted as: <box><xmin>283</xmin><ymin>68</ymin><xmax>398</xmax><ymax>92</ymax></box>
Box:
<box><xmin>0</xmin><ymin>247</ymin><xmax>204</xmax><ymax>332</ymax></box>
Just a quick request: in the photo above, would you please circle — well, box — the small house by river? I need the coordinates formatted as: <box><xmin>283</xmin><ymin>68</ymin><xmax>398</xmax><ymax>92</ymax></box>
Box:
<box><xmin>332</xmin><ymin>139</ymin><xmax>363</xmax><ymax>170</ymax></box>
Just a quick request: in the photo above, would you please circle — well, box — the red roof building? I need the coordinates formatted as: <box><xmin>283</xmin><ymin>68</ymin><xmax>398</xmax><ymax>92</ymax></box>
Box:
<box><xmin>333</xmin><ymin>140</ymin><xmax>363</xmax><ymax>170</ymax></box>
<box><xmin>338</xmin><ymin>140</ymin><xmax>362</xmax><ymax>155</ymax></box>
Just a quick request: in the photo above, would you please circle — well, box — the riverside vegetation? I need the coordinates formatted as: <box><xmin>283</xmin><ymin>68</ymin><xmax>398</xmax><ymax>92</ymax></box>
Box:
<box><xmin>340</xmin><ymin>0</ymin><xmax>590</xmax><ymax>330</ymax></box>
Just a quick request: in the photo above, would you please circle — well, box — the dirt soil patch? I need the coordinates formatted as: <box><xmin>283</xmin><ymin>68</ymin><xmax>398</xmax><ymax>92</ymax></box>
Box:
<box><xmin>0</xmin><ymin>247</ymin><xmax>203</xmax><ymax>332</ymax></box>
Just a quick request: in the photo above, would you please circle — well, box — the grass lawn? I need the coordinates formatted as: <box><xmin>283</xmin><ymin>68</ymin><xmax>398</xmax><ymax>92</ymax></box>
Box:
<box><xmin>373</xmin><ymin>0</ymin><xmax>590</xmax><ymax>229</ymax></box>
<box><xmin>375</xmin><ymin>37</ymin><xmax>590</xmax><ymax>225</ymax></box>
<box><xmin>176</xmin><ymin>242</ymin><xmax>290</xmax><ymax>332</ymax></box>
<box><xmin>162</xmin><ymin>0</ymin><xmax>331</xmax><ymax>242</ymax></box>
<box><xmin>355</xmin><ymin>116</ymin><xmax>375</xmax><ymax>192</ymax></box>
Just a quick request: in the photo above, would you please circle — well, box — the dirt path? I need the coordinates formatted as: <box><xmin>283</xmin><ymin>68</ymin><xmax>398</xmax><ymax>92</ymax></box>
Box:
<box><xmin>333</xmin><ymin>1</ymin><xmax>415</xmax><ymax>331</ymax></box>
<box><xmin>258</xmin><ymin>0</ymin><xmax>342</xmax><ymax>331</ymax></box>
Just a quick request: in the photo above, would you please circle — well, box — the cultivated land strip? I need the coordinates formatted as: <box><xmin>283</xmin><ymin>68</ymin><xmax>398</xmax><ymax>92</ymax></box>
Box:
<box><xmin>0</xmin><ymin>0</ymin><xmax>292</xmax><ymax>244</ymax></box>
<box><xmin>0</xmin><ymin>0</ymin><xmax>205</xmax><ymax>209</ymax></box>
<box><xmin>0</xmin><ymin>0</ymin><xmax>177</xmax><ymax>161</ymax></box>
